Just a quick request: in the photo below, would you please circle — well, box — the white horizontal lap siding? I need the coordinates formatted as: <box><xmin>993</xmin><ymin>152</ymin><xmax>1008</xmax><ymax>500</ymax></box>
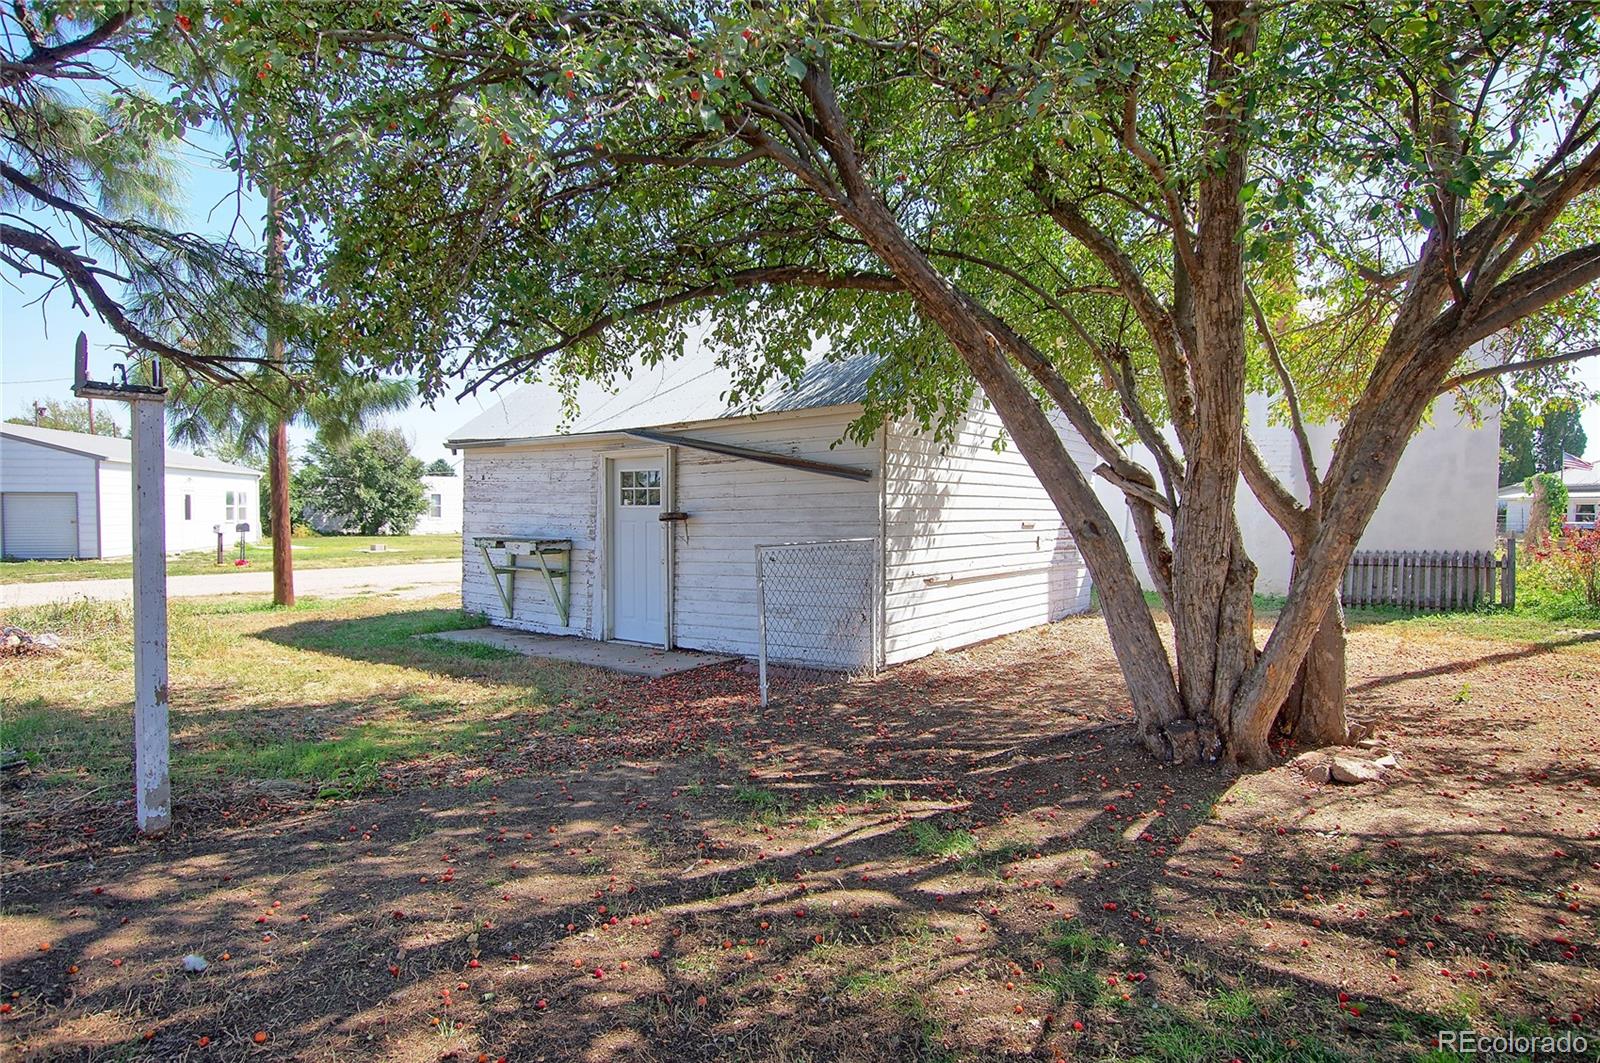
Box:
<box><xmin>882</xmin><ymin>405</ymin><xmax>1095</xmax><ymax>665</ymax></box>
<box><xmin>0</xmin><ymin>434</ymin><xmax>100</xmax><ymax>558</ymax></box>
<box><xmin>670</xmin><ymin>408</ymin><xmax>879</xmax><ymax>659</ymax></box>
<box><xmin>163</xmin><ymin>469</ymin><xmax>262</xmax><ymax>554</ymax></box>
<box><xmin>416</xmin><ymin>474</ymin><xmax>464</xmax><ymax>535</ymax></box>
<box><xmin>461</xmin><ymin>447</ymin><xmax>599</xmax><ymax>636</ymax></box>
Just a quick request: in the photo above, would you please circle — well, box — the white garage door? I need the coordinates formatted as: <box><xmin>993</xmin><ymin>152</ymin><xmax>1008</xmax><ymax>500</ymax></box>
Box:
<box><xmin>1</xmin><ymin>492</ymin><xmax>80</xmax><ymax>559</ymax></box>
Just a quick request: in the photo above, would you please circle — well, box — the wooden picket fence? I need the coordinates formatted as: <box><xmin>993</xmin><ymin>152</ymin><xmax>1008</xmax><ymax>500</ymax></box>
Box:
<box><xmin>1341</xmin><ymin>539</ymin><xmax>1516</xmax><ymax>611</ymax></box>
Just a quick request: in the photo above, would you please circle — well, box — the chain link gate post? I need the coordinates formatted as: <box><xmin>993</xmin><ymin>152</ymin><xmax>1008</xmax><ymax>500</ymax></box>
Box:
<box><xmin>755</xmin><ymin>538</ymin><xmax>879</xmax><ymax>707</ymax></box>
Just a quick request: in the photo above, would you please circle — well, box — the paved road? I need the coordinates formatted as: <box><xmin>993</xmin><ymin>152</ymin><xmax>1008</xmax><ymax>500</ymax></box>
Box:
<box><xmin>0</xmin><ymin>561</ymin><xmax>461</xmax><ymax>609</ymax></box>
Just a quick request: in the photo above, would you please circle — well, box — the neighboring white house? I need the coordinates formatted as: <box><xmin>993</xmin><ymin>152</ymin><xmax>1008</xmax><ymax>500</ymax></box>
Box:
<box><xmin>448</xmin><ymin>353</ymin><xmax>1096</xmax><ymax>667</ymax></box>
<box><xmin>1498</xmin><ymin>459</ymin><xmax>1600</xmax><ymax>535</ymax></box>
<box><xmin>415</xmin><ymin>471</ymin><xmax>464</xmax><ymax>535</ymax></box>
<box><xmin>0</xmin><ymin>422</ymin><xmax>262</xmax><ymax>560</ymax></box>
<box><xmin>1094</xmin><ymin>392</ymin><xmax>1503</xmax><ymax>596</ymax></box>
<box><xmin>305</xmin><ymin>468</ymin><xmax>462</xmax><ymax>535</ymax></box>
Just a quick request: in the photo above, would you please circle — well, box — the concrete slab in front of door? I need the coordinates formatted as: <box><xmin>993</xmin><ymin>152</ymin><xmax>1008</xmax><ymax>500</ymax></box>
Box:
<box><xmin>419</xmin><ymin>627</ymin><xmax>738</xmax><ymax>678</ymax></box>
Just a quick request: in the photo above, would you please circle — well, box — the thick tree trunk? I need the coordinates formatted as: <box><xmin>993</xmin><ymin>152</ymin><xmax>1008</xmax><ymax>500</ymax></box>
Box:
<box><xmin>1275</xmin><ymin>600</ymin><xmax>1347</xmax><ymax>748</ymax></box>
<box><xmin>1165</xmin><ymin>0</ymin><xmax>1259</xmax><ymax>751</ymax></box>
<box><xmin>787</xmin><ymin>85</ymin><xmax>1193</xmax><ymax>756</ymax></box>
<box><xmin>1229</xmin><ymin>329</ymin><xmax>1465</xmax><ymax>762</ymax></box>
<box><xmin>1296</xmin><ymin>603</ymin><xmax>1349</xmax><ymax>744</ymax></box>
<box><xmin>269</xmin><ymin>418</ymin><xmax>294</xmax><ymax>607</ymax></box>
<box><xmin>881</xmin><ymin>253</ymin><xmax>1192</xmax><ymax>758</ymax></box>
<box><xmin>1526</xmin><ymin>478</ymin><xmax>1550</xmax><ymax>551</ymax></box>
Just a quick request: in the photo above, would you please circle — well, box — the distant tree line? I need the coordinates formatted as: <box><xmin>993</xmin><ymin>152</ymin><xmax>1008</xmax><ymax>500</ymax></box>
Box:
<box><xmin>5</xmin><ymin>397</ymin><xmax>125</xmax><ymax>437</ymax></box>
<box><xmin>1500</xmin><ymin>400</ymin><xmax>1588</xmax><ymax>486</ymax></box>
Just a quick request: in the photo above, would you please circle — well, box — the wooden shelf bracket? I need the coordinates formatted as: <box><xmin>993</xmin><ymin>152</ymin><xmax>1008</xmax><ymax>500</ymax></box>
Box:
<box><xmin>473</xmin><ymin>537</ymin><xmax>572</xmax><ymax>624</ymax></box>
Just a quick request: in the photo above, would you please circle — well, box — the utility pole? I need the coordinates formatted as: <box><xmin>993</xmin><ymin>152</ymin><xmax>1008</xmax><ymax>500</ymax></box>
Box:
<box><xmin>73</xmin><ymin>332</ymin><xmax>170</xmax><ymax>835</ymax></box>
<box><xmin>266</xmin><ymin>184</ymin><xmax>294</xmax><ymax>607</ymax></box>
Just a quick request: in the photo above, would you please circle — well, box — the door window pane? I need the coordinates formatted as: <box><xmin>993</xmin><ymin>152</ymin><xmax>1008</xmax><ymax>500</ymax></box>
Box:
<box><xmin>619</xmin><ymin>469</ymin><xmax>661</xmax><ymax>506</ymax></box>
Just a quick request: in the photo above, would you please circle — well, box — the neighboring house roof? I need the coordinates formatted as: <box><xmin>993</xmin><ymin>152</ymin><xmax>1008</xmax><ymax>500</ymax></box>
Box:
<box><xmin>1497</xmin><ymin>465</ymin><xmax>1600</xmax><ymax>500</ymax></box>
<box><xmin>448</xmin><ymin>348</ymin><xmax>877</xmax><ymax>447</ymax></box>
<box><xmin>0</xmin><ymin>422</ymin><xmax>262</xmax><ymax>477</ymax></box>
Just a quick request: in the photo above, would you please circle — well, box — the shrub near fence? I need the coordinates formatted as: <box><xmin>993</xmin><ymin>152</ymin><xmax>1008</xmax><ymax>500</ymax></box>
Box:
<box><xmin>1341</xmin><ymin>539</ymin><xmax>1516</xmax><ymax>611</ymax></box>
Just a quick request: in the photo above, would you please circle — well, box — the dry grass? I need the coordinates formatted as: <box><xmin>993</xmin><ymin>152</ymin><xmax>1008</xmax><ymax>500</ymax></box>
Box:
<box><xmin>1</xmin><ymin>592</ymin><xmax>1596</xmax><ymax>1061</ymax></box>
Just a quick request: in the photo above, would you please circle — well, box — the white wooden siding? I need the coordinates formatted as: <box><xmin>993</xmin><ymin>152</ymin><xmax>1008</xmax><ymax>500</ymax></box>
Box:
<box><xmin>462</xmin><ymin>447</ymin><xmax>602</xmax><ymax>636</ymax></box>
<box><xmin>881</xmin><ymin>406</ymin><xmax>1095</xmax><ymax>665</ymax></box>
<box><xmin>0</xmin><ymin>434</ymin><xmax>99</xmax><ymax>557</ymax></box>
<box><xmin>460</xmin><ymin>402</ymin><xmax>1098</xmax><ymax>668</ymax></box>
<box><xmin>668</xmin><ymin>409</ymin><xmax>878</xmax><ymax>657</ymax></box>
<box><xmin>460</xmin><ymin>408</ymin><xmax>879</xmax><ymax>652</ymax></box>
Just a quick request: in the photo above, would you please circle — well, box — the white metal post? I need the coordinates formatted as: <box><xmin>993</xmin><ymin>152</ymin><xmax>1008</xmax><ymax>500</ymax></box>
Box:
<box><xmin>131</xmin><ymin>396</ymin><xmax>171</xmax><ymax>835</ymax></box>
<box><xmin>756</xmin><ymin>548</ymin><xmax>768</xmax><ymax>707</ymax></box>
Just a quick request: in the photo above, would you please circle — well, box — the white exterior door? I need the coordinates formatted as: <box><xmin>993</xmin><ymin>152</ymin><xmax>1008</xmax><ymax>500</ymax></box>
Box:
<box><xmin>609</xmin><ymin>459</ymin><xmax>665</xmax><ymax>643</ymax></box>
<box><xmin>1</xmin><ymin>492</ymin><xmax>80</xmax><ymax>559</ymax></box>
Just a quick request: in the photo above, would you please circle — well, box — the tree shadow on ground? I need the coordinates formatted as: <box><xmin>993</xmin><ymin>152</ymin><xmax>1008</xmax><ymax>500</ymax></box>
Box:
<box><xmin>2</xmin><ymin>610</ymin><xmax>1596</xmax><ymax>1061</ymax></box>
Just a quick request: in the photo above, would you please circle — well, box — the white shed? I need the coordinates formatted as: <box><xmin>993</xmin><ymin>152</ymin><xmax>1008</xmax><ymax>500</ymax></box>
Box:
<box><xmin>448</xmin><ymin>354</ymin><xmax>1096</xmax><ymax>668</ymax></box>
<box><xmin>0</xmin><ymin>422</ymin><xmax>262</xmax><ymax>560</ymax></box>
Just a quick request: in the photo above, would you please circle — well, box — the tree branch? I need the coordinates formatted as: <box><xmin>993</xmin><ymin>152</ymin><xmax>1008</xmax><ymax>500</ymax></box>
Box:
<box><xmin>0</xmin><ymin>7</ymin><xmax>129</xmax><ymax>88</ymax></box>
<box><xmin>0</xmin><ymin>223</ymin><xmax>244</xmax><ymax>380</ymax></box>
<box><xmin>1029</xmin><ymin>167</ymin><xmax>1198</xmax><ymax>446</ymax></box>
<box><xmin>1447</xmin><ymin>241</ymin><xmax>1600</xmax><ymax>352</ymax></box>
<box><xmin>1121</xmin><ymin>83</ymin><xmax>1201</xmax><ymax>286</ymax></box>
<box><xmin>1246</xmin><ymin>285</ymin><xmax>1319</xmax><ymax>495</ymax></box>
<box><xmin>455</xmin><ymin>266</ymin><xmax>905</xmax><ymax>398</ymax></box>
<box><xmin>1437</xmin><ymin>345</ymin><xmax>1600</xmax><ymax>394</ymax></box>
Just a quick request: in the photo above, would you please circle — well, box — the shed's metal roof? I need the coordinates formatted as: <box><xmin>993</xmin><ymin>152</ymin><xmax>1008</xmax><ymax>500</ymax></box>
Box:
<box><xmin>448</xmin><ymin>348</ymin><xmax>876</xmax><ymax>447</ymax></box>
<box><xmin>0</xmin><ymin>422</ymin><xmax>262</xmax><ymax>476</ymax></box>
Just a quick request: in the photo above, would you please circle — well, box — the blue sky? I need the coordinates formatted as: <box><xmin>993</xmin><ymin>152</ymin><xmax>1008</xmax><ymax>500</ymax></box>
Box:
<box><xmin>2</xmin><ymin>131</ymin><xmax>1597</xmax><ymax>462</ymax></box>
<box><xmin>0</xmin><ymin>133</ymin><xmax>499</xmax><ymax>463</ymax></box>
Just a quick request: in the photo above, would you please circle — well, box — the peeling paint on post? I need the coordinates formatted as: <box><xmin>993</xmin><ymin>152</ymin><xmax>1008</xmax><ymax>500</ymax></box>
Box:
<box><xmin>73</xmin><ymin>336</ymin><xmax>171</xmax><ymax>835</ymax></box>
<box><xmin>131</xmin><ymin>397</ymin><xmax>171</xmax><ymax>835</ymax></box>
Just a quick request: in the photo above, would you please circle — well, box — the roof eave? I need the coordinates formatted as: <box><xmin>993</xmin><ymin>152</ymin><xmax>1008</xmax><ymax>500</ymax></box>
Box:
<box><xmin>446</xmin><ymin>401</ymin><xmax>866</xmax><ymax>451</ymax></box>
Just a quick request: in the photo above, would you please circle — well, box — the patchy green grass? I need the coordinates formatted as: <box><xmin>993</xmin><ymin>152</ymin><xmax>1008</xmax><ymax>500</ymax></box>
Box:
<box><xmin>0</xmin><ymin>533</ymin><xmax>460</xmax><ymax>584</ymax></box>
<box><xmin>732</xmin><ymin>783</ymin><xmax>788</xmax><ymax>824</ymax></box>
<box><xmin>904</xmin><ymin>818</ymin><xmax>978</xmax><ymax>858</ymax></box>
<box><xmin>0</xmin><ymin>594</ymin><xmax>556</xmax><ymax>795</ymax></box>
<box><xmin>2</xmin><ymin>597</ymin><xmax>1595</xmax><ymax>1061</ymax></box>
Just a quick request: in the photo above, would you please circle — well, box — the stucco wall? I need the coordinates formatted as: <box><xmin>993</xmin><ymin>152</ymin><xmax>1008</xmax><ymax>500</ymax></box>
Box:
<box><xmin>1097</xmin><ymin>392</ymin><xmax>1502</xmax><ymax>596</ymax></box>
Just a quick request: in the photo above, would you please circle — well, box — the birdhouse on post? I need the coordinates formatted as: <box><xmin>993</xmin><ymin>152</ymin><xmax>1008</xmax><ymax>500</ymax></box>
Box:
<box><xmin>73</xmin><ymin>333</ymin><xmax>171</xmax><ymax>836</ymax></box>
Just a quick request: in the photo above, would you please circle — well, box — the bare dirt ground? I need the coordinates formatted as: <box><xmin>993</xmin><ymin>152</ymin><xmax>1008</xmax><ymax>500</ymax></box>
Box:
<box><xmin>2</xmin><ymin>601</ymin><xmax>1596</xmax><ymax>1061</ymax></box>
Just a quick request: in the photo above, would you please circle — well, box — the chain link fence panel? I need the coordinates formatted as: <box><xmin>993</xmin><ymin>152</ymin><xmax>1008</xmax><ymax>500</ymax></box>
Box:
<box><xmin>756</xmin><ymin>538</ymin><xmax>879</xmax><ymax>705</ymax></box>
